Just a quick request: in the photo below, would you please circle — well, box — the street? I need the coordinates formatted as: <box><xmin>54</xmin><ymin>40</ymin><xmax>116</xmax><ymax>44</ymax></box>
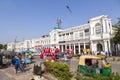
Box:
<box><xmin>0</xmin><ymin>56</ymin><xmax>120</xmax><ymax>80</ymax></box>
<box><xmin>27</xmin><ymin>56</ymin><xmax>120</xmax><ymax>75</ymax></box>
<box><xmin>0</xmin><ymin>56</ymin><xmax>42</xmax><ymax>80</ymax></box>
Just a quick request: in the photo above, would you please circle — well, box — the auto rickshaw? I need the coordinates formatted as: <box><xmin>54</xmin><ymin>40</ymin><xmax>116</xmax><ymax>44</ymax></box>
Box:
<box><xmin>78</xmin><ymin>55</ymin><xmax>111</xmax><ymax>76</ymax></box>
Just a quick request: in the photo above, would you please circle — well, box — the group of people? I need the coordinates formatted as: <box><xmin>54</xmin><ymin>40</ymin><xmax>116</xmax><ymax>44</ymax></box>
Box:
<box><xmin>39</xmin><ymin>52</ymin><xmax>73</xmax><ymax>65</ymax></box>
<box><xmin>39</xmin><ymin>53</ymin><xmax>58</xmax><ymax>65</ymax></box>
<box><xmin>12</xmin><ymin>53</ymin><xmax>26</xmax><ymax>74</ymax></box>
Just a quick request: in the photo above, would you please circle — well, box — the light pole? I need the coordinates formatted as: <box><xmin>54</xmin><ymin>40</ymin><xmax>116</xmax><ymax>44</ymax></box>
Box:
<box><xmin>66</xmin><ymin>4</ymin><xmax>74</xmax><ymax>54</ymax></box>
<box><xmin>13</xmin><ymin>36</ymin><xmax>17</xmax><ymax>52</ymax></box>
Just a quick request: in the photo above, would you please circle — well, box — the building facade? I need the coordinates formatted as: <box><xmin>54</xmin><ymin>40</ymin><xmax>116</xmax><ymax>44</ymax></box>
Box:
<box><xmin>7</xmin><ymin>15</ymin><xmax>114</xmax><ymax>54</ymax></box>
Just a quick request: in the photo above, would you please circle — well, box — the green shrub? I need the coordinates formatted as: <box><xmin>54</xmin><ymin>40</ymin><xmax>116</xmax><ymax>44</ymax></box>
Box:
<box><xmin>75</xmin><ymin>72</ymin><xmax>120</xmax><ymax>80</ymax></box>
<box><xmin>73</xmin><ymin>54</ymin><xmax>78</xmax><ymax>57</ymax></box>
<box><xmin>45</xmin><ymin>61</ymin><xmax>72</xmax><ymax>80</ymax></box>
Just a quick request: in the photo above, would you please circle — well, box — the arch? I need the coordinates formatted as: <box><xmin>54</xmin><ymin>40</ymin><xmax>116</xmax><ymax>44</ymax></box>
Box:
<box><xmin>97</xmin><ymin>42</ymin><xmax>103</xmax><ymax>51</ymax></box>
<box><xmin>95</xmin><ymin>23</ymin><xmax>101</xmax><ymax>26</ymax></box>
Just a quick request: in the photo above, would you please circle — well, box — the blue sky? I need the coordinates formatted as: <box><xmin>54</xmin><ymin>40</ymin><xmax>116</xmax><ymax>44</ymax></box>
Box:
<box><xmin>0</xmin><ymin>0</ymin><xmax>120</xmax><ymax>44</ymax></box>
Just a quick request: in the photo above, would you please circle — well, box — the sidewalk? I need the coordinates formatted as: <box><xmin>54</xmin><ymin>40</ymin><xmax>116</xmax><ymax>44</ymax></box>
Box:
<box><xmin>0</xmin><ymin>63</ymin><xmax>47</xmax><ymax>80</ymax></box>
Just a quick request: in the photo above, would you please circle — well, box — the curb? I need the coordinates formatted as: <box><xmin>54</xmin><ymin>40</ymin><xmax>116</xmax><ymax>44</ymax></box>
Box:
<box><xmin>42</xmin><ymin>73</ymin><xmax>58</xmax><ymax>80</ymax></box>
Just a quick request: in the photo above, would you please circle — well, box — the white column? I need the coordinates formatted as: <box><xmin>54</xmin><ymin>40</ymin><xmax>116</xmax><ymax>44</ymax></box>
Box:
<box><xmin>108</xmin><ymin>40</ymin><xmax>111</xmax><ymax>52</ymax></box>
<box><xmin>69</xmin><ymin>44</ymin><xmax>71</xmax><ymax>49</ymax></box>
<box><xmin>102</xmin><ymin>20</ymin><xmax>106</xmax><ymax>33</ymax></box>
<box><xmin>78</xmin><ymin>43</ymin><xmax>81</xmax><ymax>54</ymax></box>
<box><xmin>83</xmin><ymin>30</ymin><xmax>85</xmax><ymax>39</ymax></box>
<box><xmin>91</xmin><ymin>41</ymin><xmax>94</xmax><ymax>52</ymax></box>
<box><xmin>84</xmin><ymin>43</ymin><xmax>86</xmax><ymax>54</ymax></box>
<box><xmin>74</xmin><ymin>44</ymin><xmax>76</xmax><ymax>54</ymax></box>
<box><xmin>65</xmin><ymin>44</ymin><xmax>67</xmax><ymax>50</ymax></box>
<box><xmin>104</xmin><ymin>41</ymin><xmax>108</xmax><ymax>52</ymax></box>
<box><xmin>84</xmin><ymin>43</ymin><xmax>86</xmax><ymax>50</ymax></box>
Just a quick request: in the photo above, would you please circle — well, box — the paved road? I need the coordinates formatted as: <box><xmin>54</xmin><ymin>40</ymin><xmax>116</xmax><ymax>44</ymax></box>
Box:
<box><xmin>111</xmin><ymin>63</ymin><xmax>120</xmax><ymax>74</ymax></box>
<box><xmin>0</xmin><ymin>66</ymin><xmax>15</xmax><ymax>80</ymax></box>
<box><xmin>0</xmin><ymin>56</ymin><xmax>46</xmax><ymax>80</ymax></box>
<box><xmin>34</xmin><ymin>56</ymin><xmax>120</xmax><ymax>74</ymax></box>
<box><xmin>0</xmin><ymin>69</ymin><xmax>15</xmax><ymax>80</ymax></box>
<box><xmin>0</xmin><ymin>56</ymin><xmax>120</xmax><ymax>80</ymax></box>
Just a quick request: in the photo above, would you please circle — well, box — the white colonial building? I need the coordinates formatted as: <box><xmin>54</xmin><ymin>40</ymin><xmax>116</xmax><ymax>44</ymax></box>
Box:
<box><xmin>7</xmin><ymin>15</ymin><xmax>115</xmax><ymax>54</ymax></box>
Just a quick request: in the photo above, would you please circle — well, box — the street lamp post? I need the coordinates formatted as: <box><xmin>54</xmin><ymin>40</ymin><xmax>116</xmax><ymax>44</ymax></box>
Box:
<box><xmin>66</xmin><ymin>4</ymin><xmax>74</xmax><ymax>54</ymax></box>
<box><xmin>13</xmin><ymin>36</ymin><xmax>17</xmax><ymax>52</ymax></box>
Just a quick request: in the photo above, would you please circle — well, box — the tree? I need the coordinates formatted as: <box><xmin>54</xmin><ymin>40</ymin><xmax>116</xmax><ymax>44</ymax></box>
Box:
<box><xmin>113</xmin><ymin>18</ymin><xmax>120</xmax><ymax>44</ymax></box>
<box><xmin>3</xmin><ymin>44</ymin><xmax>7</xmax><ymax>50</ymax></box>
<box><xmin>0</xmin><ymin>44</ymin><xmax>3</xmax><ymax>49</ymax></box>
<box><xmin>0</xmin><ymin>44</ymin><xmax>7</xmax><ymax>50</ymax></box>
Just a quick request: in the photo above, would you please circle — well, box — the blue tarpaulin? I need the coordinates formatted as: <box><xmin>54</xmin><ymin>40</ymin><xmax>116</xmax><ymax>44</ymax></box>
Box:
<box><xmin>23</xmin><ymin>50</ymin><xmax>31</xmax><ymax>53</ymax></box>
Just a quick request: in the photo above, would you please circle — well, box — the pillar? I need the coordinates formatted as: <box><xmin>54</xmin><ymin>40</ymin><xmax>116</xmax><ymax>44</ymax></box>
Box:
<box><xmin>104</xmin><ymin>41</ymin><xmax>108</xmax><ymax>52</ymax></box>
<box><xmin>84</xmin><ymin>43</ymin><xmax>86</xmax><ymax>50</ymax></box>
<box><xmin>91</xmin><ymin>41</ymin><xmax>94</xmax><ymax>52</ymax></box>
<box><xmin>74</xmin><ymin>44</ymin><xmax>76</xmax><ymax>54</ymax></box>
<box><xmin>65</xmin><ymin>44</ymin><xmax>67</xmax><ymax>51</ymax></box>
<box><xmin>78</xmin><ymin>43</ymin><xmax>81</xmax><ymax>54</ymax></box>
<box><xmin>69</xmin><ymin>44</ymin><xmax>71</xmax><ymax>49</ymax></box>
<box><xmin>108</xmin><ymin>40</ymin><xmax>111</xmax><ymax>52</ymax></box>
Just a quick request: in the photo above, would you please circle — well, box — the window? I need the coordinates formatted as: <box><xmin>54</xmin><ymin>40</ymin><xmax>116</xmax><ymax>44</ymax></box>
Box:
<box><xmin>95</xmin><ymin>23</ymin><xmax>102</xmax><ymax>34</ymax></box>
<box><xmin>54</xmin><ymin>34</ymin><xmax>56</xmax><ymax>41</ymax></box>
<box><xmin>66</xmin><ymin>33</ymin><xmax>69</xmax><ymax>35</ymax></box>
<box><xmin>75</xmin><ymin>32</ymin><xmax>78</xmax><ymax>39</ymax></box>
<box><xmin>84</xmin><ymin>29</ymin><xmax>89</xmax><ymax>33</ymax></box>
<box><xmin>79</xmin><ymin>32</ymin><xmax>83</xmax><ymax>37</ymax></box>
<box><xmin>84</xmin><ymin>29</ymin><xmax>89</xmax><ymax>36</ymax></box>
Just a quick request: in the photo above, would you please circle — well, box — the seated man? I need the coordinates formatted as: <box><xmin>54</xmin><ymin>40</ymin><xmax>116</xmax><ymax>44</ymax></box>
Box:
<box><xmin>85</xmin><ymin>59</ymin><xmax>92</xmax><ymax>73</ymax></box>
<box><xmin>96</xmin><ymin>60</ymin><xmax>102</xmax><ymax>74</ymax></box>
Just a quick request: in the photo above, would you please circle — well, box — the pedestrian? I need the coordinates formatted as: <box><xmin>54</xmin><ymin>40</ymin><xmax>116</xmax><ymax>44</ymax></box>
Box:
<box><xmin>18</xmin><ymin>53</ymin><xmax>22</xmax><ymax>60</ymax></box>
<box><xmin>11</xmin><ymin>56</ymin><xmax>16</xmax><ymax>66</ymax></box>
<box><xmin>108</xmin><ymin>51</ymin><xmax>111</xmax><ymax>57</ymax></box>
<box><xmin>51</xmin><ymin>54</ymin><xmax>56</xmax><ymax>62</ymax></box>
<box><xmin>40</xmin><ymin>53</ymin><xmax>44</xmax><ymax>65</ymax></box>
<box><xmin>105</xmin><ymin>52</ymin><xmax>108</xmax><ymax>56</ymax></box>
<box><xmin>25</xmin><ymin>55</ymin><xmax>31</xmax><ymax>66</ymax></box>
<box><xmin>14</xmin><ymin>56</ymin><xmax>20</xmax><ymax>74</ymax></box>
<box><xmin>63</xmin><ymin>53</ymin><xmax>67</xmax><ymax>60</ymax></box>
<box><xmin>20</xmin><ymin>56</ymin><xmax>26</xmax><ymax>72</ymax></box>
